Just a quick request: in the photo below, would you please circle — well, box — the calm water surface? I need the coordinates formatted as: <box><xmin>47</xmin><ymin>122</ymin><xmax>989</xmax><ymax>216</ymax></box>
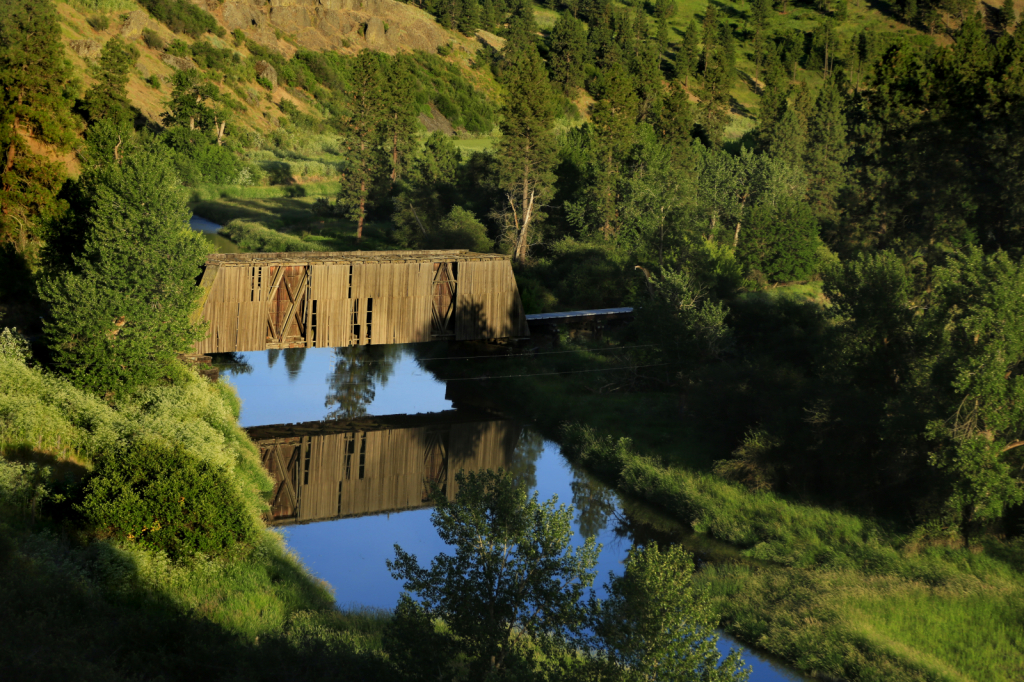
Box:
<box><xmin>214</xmin><ymin>344</ymin><xmax>813</xmax><ymax>682</ymax></box>
<box><xmin>190</xmin><ymin>215</ymin><xmax>240</xmax><ymax>254</ymax></box>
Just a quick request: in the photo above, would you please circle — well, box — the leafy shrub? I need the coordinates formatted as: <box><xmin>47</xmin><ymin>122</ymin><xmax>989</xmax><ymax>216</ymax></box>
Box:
<box><xmin>137</xmin><ymin>0</ymin><xmax>222</xmax><ymax>39</ymax></box>
<box><xmin>0</xmin><ymin>328</ymin><xmax>30</xmax><ymax>363</ymax></box>
<box><xmin>166</xmin><ymin>38</ymin><xmax>190</xmax><ymax>57</ymax></box>
<box><xmin>79</xmin><ymin>439</ymin><xmax>257</xmax><ymax>559</ymax></box>
<box><xmin>166</xmin><ymin>129</ymin><xmax>242</xmax><ymax>185</ymax></box>
<box><xmin>422</xmin><ymin>207</ymin><xmax>492</xmax><ymax>252</ymax></box>
<box><xmin>0</xmin><ymin>460</ymin><xmax>58</xmax><ymax>523</ymax></box>
<box><xmin>87</xmin><ymin>15</ymin><xmax>110</xmax><ymax>31</ymax></box>
<box><xmin>190</xmin><ymin>40</ymin><xmax>237</xmax><ymax>71</ymax></box>
<box><xmin>141</xmin><ymin>27</ymin><xmax>164</xmax><ymax>50</ymax></box>
<box><xmin>436</xmin><ymin>43</ymin><xmax>452</xmax><ymax>56</ymax></box>
<box><xmin>146</xmin><ymin>74</ymin><xmax>161</xmax><ymax>89</ymax></box>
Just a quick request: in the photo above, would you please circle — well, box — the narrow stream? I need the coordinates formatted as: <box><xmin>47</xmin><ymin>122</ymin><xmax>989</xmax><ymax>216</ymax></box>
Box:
<box><xmin>213</xmin><ymin>344</ymin><xmax>813</xmax><ymax>681</ymax></box>
<box><xmin>190</xmin><ymin>215</ymin><xmax>240</xmax><ymax>254</ymax></box>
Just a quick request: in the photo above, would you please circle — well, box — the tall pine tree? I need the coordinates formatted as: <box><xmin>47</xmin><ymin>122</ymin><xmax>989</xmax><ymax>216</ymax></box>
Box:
<box><xmin>338</xmin><ymin>52</ymin><xmax>386</xmax><ymax>241</ymax></box>
<box><xmin>82</xmin><ymin>37</ymin><xmax>140</xmax><ymax>125</ymax></box>
<box><xmin>39</xmin><ymin>145</ymin><xmax>210</xmax><ymax>396</ymax></box>
<box><xmin>549</xmin><ymin>12</ymin><xmax>588</xmax><ymax>95</ymax></box>
<box><xmin>804</xmin><ymin>76</ymin><xmax>850</xmax><ymax>222</ymax></box>
<box><xmin>494</xmin><ymin>13</ymin><xmax>557</xmax><ymax>262</ymax></box>
<box><xmin>0</xmin><ymin>0</ymin><xmax>78</xmax><ymax>254</ymax></box>
<box><xmin>378</xmin><ymin>58</ymin><xmax>418</xmax><ymax>185</ymax></box>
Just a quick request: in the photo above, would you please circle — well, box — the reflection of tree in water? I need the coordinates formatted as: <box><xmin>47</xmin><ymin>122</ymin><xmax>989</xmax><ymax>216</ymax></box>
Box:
<box><xmin>571</xmin><ymin>468</ymin><xmax>619</xmax><ymax>539</ymax></box>
<box><xmin>505</xmin><ymin>426</ymin><xmax>543</xmax><ymax>491</ymax></box>
<box><xmin>283</xmin><ymin>347</ymin><xmax>307</xmax><ymax>381</ymax></box>
<box><xmin>209</xmin><ymin>352</ymin><xmax>253</xmax><ymax>376</ymax></box>
<box><xmin>267</xmin><ymin>348</ymin><xmax>280</xmax><ymax>369</ymax></box>
<box><xmin>324</xmin><ymin>345</ymin><xmax>401</xmax><ymax>419</ymax></box>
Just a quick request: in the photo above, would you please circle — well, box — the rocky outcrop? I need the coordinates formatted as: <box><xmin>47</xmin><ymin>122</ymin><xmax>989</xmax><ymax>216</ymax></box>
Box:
<box><xmin>220</xmin><ymin>0</ymin><xmax>451</xmax><ymax>55</ymax></box>
<box><xmin>119</xmin><ymin>10</ymin><xmax>149</xmax><ymax>38</ymax></box>
<box><xmin>69</xmin><ymin>40</ymin><xmax>101</xmax><ymax>59</ymax></box>
<box><xmin>255</xmin><ymin>60</ymin><xmax>278</xmax><ymax>88</ymax></box>
<box><xmin>161</xmin><ymin>53</ymin><xmax>199</xmax><ymax>70</ymax></box>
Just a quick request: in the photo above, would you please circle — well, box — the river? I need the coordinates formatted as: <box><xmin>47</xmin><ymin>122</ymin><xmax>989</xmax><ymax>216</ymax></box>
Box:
<box><xmin>190</xmin><ymin>214</ymin><xmax>240</xmax><ymax>254</ymax></box>
<box><xmin>211</xmin><ymin>342</ymin><xmax>813</xmax><ymax>682</ymax></box>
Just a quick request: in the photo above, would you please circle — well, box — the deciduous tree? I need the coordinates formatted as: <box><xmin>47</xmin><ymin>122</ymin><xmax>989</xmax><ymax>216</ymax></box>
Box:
<box><xmin>387</xmin><ymin>469</ymin><xmax>600</xmax><ymax>677</ymax></box>
<box><xmin>596</xmin><ymin>543</ymin><xmax>750</xmax><ymax>682</ymax></box>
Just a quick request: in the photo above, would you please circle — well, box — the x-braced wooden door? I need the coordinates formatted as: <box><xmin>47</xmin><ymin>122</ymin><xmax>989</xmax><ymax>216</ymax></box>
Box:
<box><xmin>431</xmin><ymin>262</ymin><xmax>457</xmax><ymax>340</ymax></box>
<box><xmin>422</xmin><ymin>429</ymin><xmax>449</xmax><ymax>502</ymax></box>
<box><xmin>265</xmin><ymin>265</ymin><xmax>312</xmax><ymax>349</ymax></box>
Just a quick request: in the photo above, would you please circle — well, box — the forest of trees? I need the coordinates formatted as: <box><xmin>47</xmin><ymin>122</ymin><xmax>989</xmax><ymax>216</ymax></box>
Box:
<box><xmin>1</xmin><ymin>0</ymin><xmax>1022</xmax><ymax>572</ymax></box>
<box><xmin>0</xmin><ymin>0</ymin><xmax>1023</xmax><ymax>677</ymax></box>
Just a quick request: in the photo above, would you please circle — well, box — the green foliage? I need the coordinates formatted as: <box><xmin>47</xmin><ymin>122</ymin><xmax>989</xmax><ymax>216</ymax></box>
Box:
<box><xmin>549</xmin><ymin>11</ymin><xmax>588</xmax><ymax>95</ymax></box>
<box><xmin>39</xmin><ymin>145</ymin><xmax>210</xmax><ymax>396</ymax></box>
<box><xmin>638</xmin><ymin>267</ymin><xmax>733</xmax><ymax>367</ymax></box>
<box><xmin>999</xmin><ymin>0</ymin><xmax>1016</xmax><ymax>31</ymax></box>
<box><xmin>137</xmin><ymin>0</ymin><xmax>223</xmax><ymax>38</ymax></box>
<box><xmin>922</xmin><ymin>248</ymin><xmax>1024</xmax><ymax>527</ymax></box>
<box><xmin>737</xmin><ymin>196</ymin><xmax>820</xmax><ymax>282</ymax></box>
<box><xmin>0</xmin><ymin>0</ymin><xmax>78</xmax><ymax>253</ymax></box>
<box><xmin>387</xmin><ymin>469</ymin><xmax>600</xmax><ymax>677</ymax></box>
<box><xmin>79</xmin><ymin>438</ymin><xmax>257</xmax><ymax>559</ymax></box>
<box><xmin>0</xmin><ymin>459</ymin><xmax>57</xmax><ymax>523</ymax></box>
<box><xmin>163</xmin><ymin>68</ymin><xmax>219</xmax><ymax>131</ymax></box>
<box><xmin>395</xmin><ymin>132</ymin><xmax>462</xmax><ymax>230</ymax></box>
<box><xmin>141</xmin><ymin>27</ymin><xmax>165</xmax><ymax>50</ymax></box>
<box><xmin>495</xmin><ymin>12</ymin><xmax>558</xmax><ymax>262</ymax></box>
<box><xmin>542</xmin><ymin>237</ymin><xmax>638</xmax><ymax>310</ymax></box>
<box><xmin>164</xmin><ymin>127</ymin><xmax>242</xmax><ymax>185</ymax></box>
<box><xmin>82</xmin><ymin>36</ymin><xmax>139</xmax><ymax>125</ymax></box>
<box><xmin>336</xmin><ymin>51</ymin><xmax>386</xmax><ymax>240</ymax></box>
<box><xmin>219</xmin><ymin>219</ymin><xmax>326</xmax><ymax>253</ymax></box>
<box><xmin>0</xmin><ymin>327</ymin><xmax>30</xmax><ymax>363</ymax></box>
<box><xmin>596</xmin><ymin>543</ymin><xmax>749</xmax><ymax>682</ymax></box>
<box><xmin>422</xmin><ymin>206</ymin><xmax>492</xmax><ymax>251</ymax></box>
<box><xmin>87</xmin><ymin>14</ymin><xmax>110</xmax><ymax>31</ymax></box>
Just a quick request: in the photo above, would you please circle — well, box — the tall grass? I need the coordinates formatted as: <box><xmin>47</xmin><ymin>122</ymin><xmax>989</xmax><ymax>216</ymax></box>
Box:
<box><xmin>64</xmin><ymin>0</ymin><xmax>137</xmax><ymax>12</ymax></box>
<box><xmin>189</xmin><ymin>182</ymin><xmax>341</xmax><ymax>202</ymax></box>
<box><xmin>562</xmin><ymin>425</ymin><xmax>1024</xmax><ymax>681</ymax></box>
<box><xmin>219</xmin><ymin>219</ymin><xmax>327</xmax><ymax>253</ymax></box>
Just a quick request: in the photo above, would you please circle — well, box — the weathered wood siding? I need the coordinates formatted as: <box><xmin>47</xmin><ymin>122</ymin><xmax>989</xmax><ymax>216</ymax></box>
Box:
<box><xmin>194</xmin><ymin>251</ymin><xmax>528</xmax><ymax>354</ymax></box>
<box><xmin>255</xmin><ymin>419</ymin><xmax>520</xmax><ymax>525</ymax></box>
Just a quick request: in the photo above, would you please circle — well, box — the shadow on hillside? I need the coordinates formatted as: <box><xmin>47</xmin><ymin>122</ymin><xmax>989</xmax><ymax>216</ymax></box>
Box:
<box><xmin>0</xmin><ymin>531</ymin><xmax>391</xmax><ymax>682</ymax></box>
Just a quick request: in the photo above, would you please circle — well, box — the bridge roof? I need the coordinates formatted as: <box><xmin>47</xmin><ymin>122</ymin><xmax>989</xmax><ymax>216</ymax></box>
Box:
<box><xmin>206</xmin><ymin>249</ymin><xmax>511</xmax><ymax>265</ymax></box>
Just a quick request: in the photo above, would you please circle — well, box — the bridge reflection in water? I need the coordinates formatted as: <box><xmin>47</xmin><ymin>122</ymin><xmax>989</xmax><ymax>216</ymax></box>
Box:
<box><xmin>248</xmin><ymin>412</ymin><xmax>523</xmax><ymax>526</ymax></box>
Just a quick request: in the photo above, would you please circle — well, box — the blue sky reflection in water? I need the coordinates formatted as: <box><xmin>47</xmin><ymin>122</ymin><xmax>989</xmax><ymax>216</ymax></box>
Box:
<box><xmin>217</xmin><ymin>344</ymin><xmax>811</xmax><ymax>682</ymax></box>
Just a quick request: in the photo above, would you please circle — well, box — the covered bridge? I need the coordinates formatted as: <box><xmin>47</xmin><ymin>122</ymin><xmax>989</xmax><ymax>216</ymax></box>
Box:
<box><xmin>193</xmin><ymin>250</ymin><xmax>529</xmax><ymax>354</ymax></box>
<box><xmin>248</xmin><ymin>412</ymin><xmax>522</xmax><ymax>526</ymax></box>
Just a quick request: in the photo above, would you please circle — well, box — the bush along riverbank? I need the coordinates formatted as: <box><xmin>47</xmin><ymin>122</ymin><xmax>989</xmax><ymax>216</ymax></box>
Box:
<box><xmin>426</xmin><ymin>338</ymin><xmax>1024</xmax><ymax>682</ymax></box>
<box><xmin>0</xmin><ymin>347</ymin><xmax>390</xmax><ymax>680</ymax></box>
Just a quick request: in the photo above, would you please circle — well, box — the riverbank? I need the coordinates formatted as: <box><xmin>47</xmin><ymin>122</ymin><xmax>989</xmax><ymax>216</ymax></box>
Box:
<box><xmin>427</xmin><ymin>340</ymin><xmax>1024</xmax><ymax>682</ymax></box>
<box><xmin>188</xmin><ymin>181</ymin><xmax>396</xmax><ymax>253</ymax></box>
<box><xmin>0</xmin><ymin>352</ymin><xmax>389</xmax><ymax>680</ymax></box>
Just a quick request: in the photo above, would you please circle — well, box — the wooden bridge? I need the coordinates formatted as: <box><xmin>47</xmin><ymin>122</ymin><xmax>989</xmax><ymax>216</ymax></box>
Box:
<box><xmin>247</xmin><ymin>412</ymin><xmax>523</xmax><ymax>526</ymax></box>
<box><xmin>193</xmin><ymin>250</ymin><xmax>530</xmax><ymax>354</ymax></box>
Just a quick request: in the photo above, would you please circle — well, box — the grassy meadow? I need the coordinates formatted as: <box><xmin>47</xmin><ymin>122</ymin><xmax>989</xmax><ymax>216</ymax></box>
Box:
<box><xmin>0</xmin><ymin>352</ymin><xmax>390</xmax><ymax>679</ymax></box>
